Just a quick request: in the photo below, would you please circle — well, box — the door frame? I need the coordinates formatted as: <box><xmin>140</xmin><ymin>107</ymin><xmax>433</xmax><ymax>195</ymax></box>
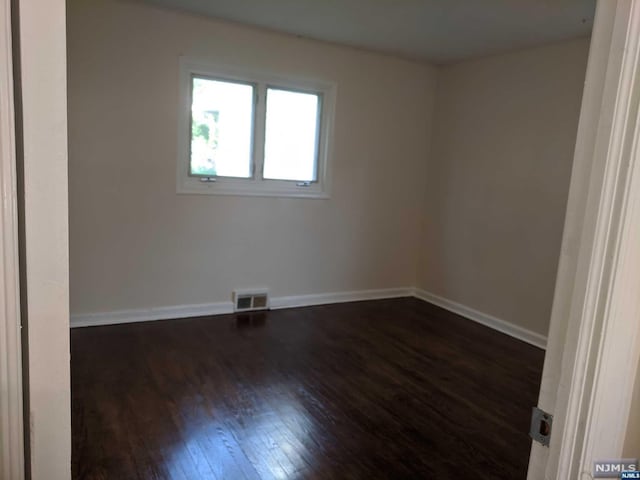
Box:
<box><xmin>2</xmin><ymin>0</ymin><xmax>640</xmax><ymax>479</ymax></box>
<box><xmin>15</xmin><ymin>0</ymin><xmax>71</xmax><ymax>477</ymax></box>
<box><xmin>528</xmin><ymin>0</ymin><xmax>640</xmax><ymax>478</ymax></box>
<box><xmin>0</xmin><ymin>0</ymin><xmax>24</xmax><ymax>477</ymax></box>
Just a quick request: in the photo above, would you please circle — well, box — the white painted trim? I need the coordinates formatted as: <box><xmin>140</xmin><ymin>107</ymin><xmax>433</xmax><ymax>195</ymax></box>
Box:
<box><xmin>0</xmin><ymin>0</ymin><xmax>24</xmax><ymax>477</ymax></box>
<box><xmin>270</xmin><ymin>287</ymin><xmax>413</xmax><ymax>310</ymax></box>
<box><xmin>555</xmin><ymin>0</ymin><xmax>640</xmax><ymax>477</ymax></box>
<box><xmin>527</xmin><ymin>1</ymin><xmax>623</xmax><ymax>477</ymax></box>
<box><xmin>70</xmin><ymin>287</ymin><xmax>547</xmax><ymax>355</ymax></box>
<box><xmin>71</xmin><ymin>301</ymin><xmax>234</xmax><ymax>328</ymax></box>
<box><xmin>412</xmin><ymin>289</ymin><xmax>547</xmax><ymax>350</ymax></box>
<box><xmin>71</xmin><ymin>288</ymin><xmax>413</xmax><ymax>328</ymax></box>
<box><xmin>18</xmin><ymin>0</ymin><xmax>71</xmax><ymax>476</ymax></box>
<box><xmin>528</xmin><ymin>1</ymin><xmax>640</xmax><ymax>479</ymax></box>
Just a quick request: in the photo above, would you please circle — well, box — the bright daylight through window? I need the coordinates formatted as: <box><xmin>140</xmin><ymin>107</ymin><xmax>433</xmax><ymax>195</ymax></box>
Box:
<box><xmin>190</xmin><ymin>78</ymin><xmax>254</xmax><ymax>178</ymax></box>
<box><xmin>264</xmin><ymin>88</ymin><xmax>320</xmax><ymax>182</ymax></box>
<box><xmin>178</xmin><ymin>58</ymin><xmax>334</xmax><ymax>198</ymax></box>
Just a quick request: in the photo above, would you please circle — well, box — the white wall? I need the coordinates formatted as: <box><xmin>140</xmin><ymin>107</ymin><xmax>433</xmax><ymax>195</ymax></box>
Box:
<box><xmin>19</xmin><ymin>0</ymin><xmax>70</xmax><ymax>477</ymax></box>
<box><xmin>68</xmin><ymin>0</ymin><xmax>589</xmax><ymax>343</ymax></box>
<box><xmin>67</xmin><ymin>0</ymin><xmax>436</xmax><ymax>316</ymax></box>
<box><xmin>418</xmin><ymin>39</ymin><xmax>590</xmax><ymax>336</ymax></box>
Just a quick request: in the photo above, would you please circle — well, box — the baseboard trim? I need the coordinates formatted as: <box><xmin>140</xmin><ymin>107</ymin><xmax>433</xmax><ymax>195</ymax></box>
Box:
<box><xmin>70</xmin><ymin>287</ymin><xmax>547</xmax><ymax>349</ymax></box>
<box><xmin>269</xmin><ymin>287</ymin><xmax>413</xmax><ymax>310</ymax></box>
<box><xmin>70</xmin><ymin>301</ymin><xmax>235</xmax><ymax>328</ymax></box>
<box><xmin>412</xmin><ymin>288</ymin><xmax>547</xmax><ymax>349</ymax></box>
<box><xmin>70</xmin><ymin>287</ymin><xmax>413</xmax><ymax>328</ymax></box>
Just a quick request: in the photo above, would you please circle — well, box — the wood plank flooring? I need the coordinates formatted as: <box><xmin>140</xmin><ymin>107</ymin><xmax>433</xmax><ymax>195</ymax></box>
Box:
<box><xmin>71</xmin><ymin>298</ymin><xmax>544</xmax><ymax>479</ymax></box>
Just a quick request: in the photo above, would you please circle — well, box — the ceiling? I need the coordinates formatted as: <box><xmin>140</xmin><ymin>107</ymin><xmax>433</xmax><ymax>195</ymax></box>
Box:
<box><xmin>140</xmin><ymin>0</ymin><xmax>596</xmax><ymax>64</ymax></box>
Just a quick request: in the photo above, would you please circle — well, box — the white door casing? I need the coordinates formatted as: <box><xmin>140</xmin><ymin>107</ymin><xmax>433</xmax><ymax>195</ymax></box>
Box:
<box><xmin>17</xmin><ymin>0</ymin><xmax>71</xmax><ymax>477</ymax></box>
<box><xmin>0</xmin><ymin>0</ymin><xmax>24</xmax><ymax>477</ymax></box>
<box><xmin>528</xmin><ymin>0</ymin><xmax>640</xmax><ymax>478</ymax></box>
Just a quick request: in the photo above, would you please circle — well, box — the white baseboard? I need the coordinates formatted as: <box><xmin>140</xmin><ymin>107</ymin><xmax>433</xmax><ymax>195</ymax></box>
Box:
<box><xmin>70</xmin><ymin>287</ymin><xmax>547</xmax><ymax>350</ymax></box>
<box><xmin>70</xmin><ymin>301</ymin><xmax>234</xmax><ymax>328</ymax></box>
<box><xmin>412</xmin><ymin>288</ymin><xmax>547</xmax><ymax>349</ymax></box>
<box><xmin>70</xmin><ymin>287</ymin><xmax>413</xmax><ymax>328</ymax></box>
<box><xmin>269</xmin><ymin>287</ymin><xmax>413</xmax><ymax>310</ymax></box>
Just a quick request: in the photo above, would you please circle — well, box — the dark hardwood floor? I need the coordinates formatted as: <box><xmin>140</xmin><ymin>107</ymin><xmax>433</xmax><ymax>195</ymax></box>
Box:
<box><xmin>71</xmin><ymin>298</ymin><xmax>544</xmax><ymax>480</ymax></box>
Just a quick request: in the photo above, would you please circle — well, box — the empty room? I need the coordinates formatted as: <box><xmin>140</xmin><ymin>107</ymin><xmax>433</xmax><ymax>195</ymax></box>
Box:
<box><xmin>42</xmin><ymin>0</ymin><xmax>640</xmax><ymax>479</ymax></box>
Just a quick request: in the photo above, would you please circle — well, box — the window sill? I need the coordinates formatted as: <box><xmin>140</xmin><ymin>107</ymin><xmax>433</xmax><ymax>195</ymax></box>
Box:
<box><xmin>176</xmin><ymin>180</ymin><xmax>330</xmax><ymax>199</ymax></box>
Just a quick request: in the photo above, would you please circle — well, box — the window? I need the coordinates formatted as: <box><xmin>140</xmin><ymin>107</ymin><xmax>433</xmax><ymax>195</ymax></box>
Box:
<box><xmin>264</xmin><ymin>88</ymin><xmax>320</xmax><ymax>182</ymax></box>
<box><xmin>177</xmin><ymin>58</ymin><xmax>335</xmax><ymax>198</ymax></box>
<box><xmin>190</xmin><ymin>77</ymin><xmax>254</xmax><ymax>178</ymax></box>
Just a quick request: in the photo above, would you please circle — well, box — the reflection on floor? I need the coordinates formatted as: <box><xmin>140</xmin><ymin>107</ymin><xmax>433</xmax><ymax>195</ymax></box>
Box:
<box><xmin>71</xmin><ymin>297</ymin><xmax>544</xmax><ymax>479</ymax></box>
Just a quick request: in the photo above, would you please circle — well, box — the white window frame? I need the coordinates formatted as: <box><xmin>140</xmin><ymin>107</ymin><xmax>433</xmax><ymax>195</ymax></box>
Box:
<box><xmin>177</xmin><ymin>57</ymin><xmax>335</xmax><ymax>199</ymax></box>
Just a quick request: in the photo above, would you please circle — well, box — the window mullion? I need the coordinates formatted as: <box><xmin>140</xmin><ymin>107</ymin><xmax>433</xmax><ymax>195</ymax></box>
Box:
<box><xmin>253</xmin><ymin>82</ymin><xmax>268</xmax><ymax>181</ymax></box>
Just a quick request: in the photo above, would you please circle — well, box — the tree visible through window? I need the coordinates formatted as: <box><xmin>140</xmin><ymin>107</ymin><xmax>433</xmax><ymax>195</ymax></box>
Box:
<box><xmin>191</xmin><ymin>107</ymin><xmax>219</xmax><ymax>175</ymax></box>
<box><xmin>189</xmin><ymin>77</ymin><xmax>254</xmax><ymax>178</ymax></box>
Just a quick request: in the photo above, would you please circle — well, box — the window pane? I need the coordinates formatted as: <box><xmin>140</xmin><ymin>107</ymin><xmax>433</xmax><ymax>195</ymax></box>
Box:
<box><xmin>190</xmin><ymin>77</ymin><xmax>254</xmax><ymax>178</ymax></box>
<box><xmin>263</xmin><ymin>88</ymin><xmax>320</xmax><ymax>182</ymax></box>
